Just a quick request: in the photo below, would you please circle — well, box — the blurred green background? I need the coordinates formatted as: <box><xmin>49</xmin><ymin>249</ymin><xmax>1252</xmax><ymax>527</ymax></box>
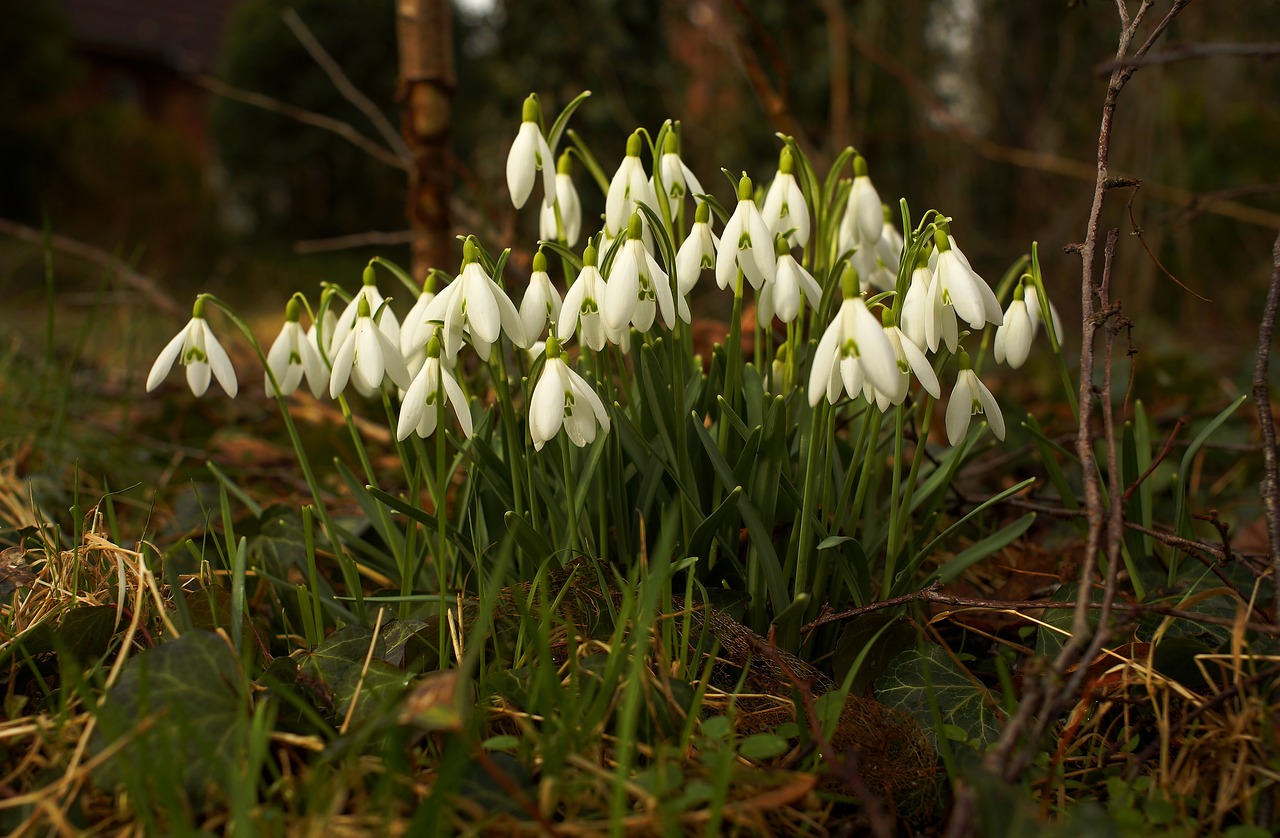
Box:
<box><xmin>2</xmin><ymin>0</ymin><xmax>1279</xmax><ymax>374</ymax></box>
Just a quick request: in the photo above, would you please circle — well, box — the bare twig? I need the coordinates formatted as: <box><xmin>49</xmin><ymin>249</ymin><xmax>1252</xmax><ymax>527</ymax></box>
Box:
<box><xmin>197</xmin><ymin>75</ymin><xmax>408</xmax><ymax>171</ymax></box>
<box><xmin>1252</xmin><ymin>232</ymin><xmax>1280</xmax><ymax>621</ymax></box>
<box><xmin>843</xmin><ymin>20</ymin><xmax>1280</xmax><ymax>231</ymax></box>
<box><xmin>1097</xmin><ymin>41</ymin><xmax>1280</xmax><ymax>73</ymax></box>
<box><xmin>280</xmin><ymin>7</ymin><xmax>413</xmax><ymax>166</ymax></box>
<box><xmin>0</xmin><ymin>218</ymin><xmax>182</xmax><ymax>318</ymax></box>
<box><xmin>293</xmin><ymin>230</ymin><xmax>414</xmax><ymax>254</ymax></box>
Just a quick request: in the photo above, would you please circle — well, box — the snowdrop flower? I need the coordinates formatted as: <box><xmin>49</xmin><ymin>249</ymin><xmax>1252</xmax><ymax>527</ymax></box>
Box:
<box><xmin>539</xmin><ymin>152</ymin><xmax>582</xmax><ymax>246</ymax></box>
<box><xmin>806</xmin><ymin>268</ymin><xmax>900</xmax><ymax>407</ymax></box>
<box><xmin>994</xmin><ymin>280</ymin><xmax>1034</xmax><ymax>368</ymax></box>
<box><xmin>560</xmin><ymin>242</ymin><xmax>619</xmax><ymax>351</ymax></box>
<box><xmin>839</xmin><ymin>155</ymin><xmax>884</xmax><ymax>253</ymax></box>
<box><xmin>423</xmin><ymin>238</ymin><xmax>528</xmax><ymax>363</ymax></box>
<box><xmin>761</xmin><ymin>146</ymin><xmax>809</xmax><ymax>248</ymax></box>
<box><xmin>306</xmin><ymin>306</ymin><xmax>337</xmax><ymax>366</ymax></box>
<box><xmin>675</xmin><ymin>201</ymin><xmax>719</xmax><ymax>296</ymax></box>
<box><xmin>605</xmin><ymin>131</ymin><xmax>658</xmax><ymax>238</ymax></box>
<box><xmin>716</xmin><ymin>174</ymin><xmax>776</xmax><ymax>291</ymax></box>
<box><xmin>400</xmin><ymin>276</ymin><xmax>440</xmax><ymax>376</ymax></box>
<box><xmin>1025</xmin><ymin>279</ymin><xmax>1064</xmax><ymax>345</ymax></box>
<box><xmin>902</xmin><ymin>259</ymin><xmax>958</xmax><ymax>354</ymax></box>
<box><xmin>520</xmin><ymin>248</ymin><xmax>562</xmax><ymax>341</ymax></box>
<box><xmin>877</xmin><ymin>308</ymin><xmax>941</xmax><ymax>408</ymax></box>
<box><xmin>606</xmin><ymin>213</ymin><xmax>681</xmax><ymax>332</ymax></box>
<box><xmin>265</xmin><ymin>297</ymin><xmax>325</xmax><ymax>398</ymax></box>
<box><xmin>529</xmin><ymin>336</ymin><xmax>610</xmax><ymax>451</ymax></box>
<box><xmin>946</xmin><ymin>351</ymin><xmax>1005</xmax><ymax>444</ymax></box>
<box><xmin>397</xmin><ymin>337</ymin><xmax>473</xmax><ymax>441</ymax></box>
<box><xmin>146</xmin><ymin>297</ymin><xmax>238</xmax><ymax>398</ymax></box>
<box><xmin>653</xmin><ymin>130</ymin><xmax>703</xmax><ymax>216</ymax></box>
<box><xmin>931</xmin><ymin>228</ymin><xmax>1002</xmax><ymax>331</ymax></box>
<box><xmin>328</xmin><ymin>295</ymin><xmax>412</xmax><ymax>398</ymax></box>
<box><xmin>331</xmin><ymin>265</ymin><xmax>401</xmax><ymax>356</ymax></box>
<box><xmin>760</xmin><ymin>236</ymin><xmax>821</xmax><ymax>325</ymax></box>
<box><xmin>506</xmin><ymin>94</ymin><xmax>556</xmax><ymax>210</ymax></box>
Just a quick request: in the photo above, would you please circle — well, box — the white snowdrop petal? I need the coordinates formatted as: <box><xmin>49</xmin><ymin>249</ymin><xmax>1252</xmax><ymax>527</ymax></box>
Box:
<box><xmin>146</xmin><ymin>327</ymin><xmax>188</xmax><ymax>392</ymax></box>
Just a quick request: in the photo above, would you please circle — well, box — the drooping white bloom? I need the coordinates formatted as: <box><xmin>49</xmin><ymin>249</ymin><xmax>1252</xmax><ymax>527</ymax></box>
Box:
<box><xmin>1024</xmin><ymin>280</ymin><xmax>1064</xmax><ymax>344</ymax></box>
<box><xmin>520</xmin><ymin>249</ymin><xmax>562</xmax><ymax>341</ymax></box>
<box><xmin>529</xmin><ymin>337</ymin><xmax>610</xmax><ymax>451</ymax></box>
<box><xmin>806</xmin><ymin>271</ymin><xmax>900</xmax><ymax>407</ymax></box>
<box><xmin>328</xmin><ymin>295</ymin><xmax>412</xmax><ymax>398</ymax></box>
<box><xmin>931</xmin><ymin>230</ymin><xmax>1003</xmax><ymax>331</ymax></box>
<box><xmin>331</xmin><ymin>265</ymin><xmax>401</xmax><ymax>355</ymax></box>
<box><xmin>760</xmin><ymin>237</ymin><xmax>821</xmax><ymax>325</ymax></box>
<box><xmin>878</xmin><ymin>311</ymin><xmax>942</xmax><ymax>407</ymax></box>
<box><xmin>422</xmin><ymin>239</ymin><xmax>528</xmax><ymax>363</ymax></box>
<box><xmin>761</xmin><ymin>146</ymin><xmax>809</xmax><ymax>248</ymax></box>
<box><xmin>994</xmin><ymin>284</ymin><xmax>1034</xmax><ymax>368</ymax></box>
<box><xmin>900</xmin><ymin>263</ymin><xmax>933</xmax><ymax>349</ymax></box>
<box><xmin>539</xmin><ymin>154</ymin><xmax>582</xmax><ymax>246</ymax></box>
<box><xmin>838</xmin><ymin>155</ymin><xmax>883</xmax><ymax>253</ymax></box>
<box><xmin>675</xmin><ymin>202</ymin><xmax>719</xmax><ymax>296</ymax></box>
<box><xmin>946</xmin><ymin>355</ymin><xmax>1005</xmax><ymax>444</ymax></box>
<box><xmin>146</xmin><ymin>299</ymin><xmax>238</xmax><ymax>398</ymax></box>
<box><xmin>400</xmin><ymin>284</ymin><xmax>438</xmax><ymax>376</ymax></box>
<box><xmin>396</xmin><ymin>339</ymin><xmax>473</xmax><ymax>441</ymax></box>
<box><xmin>605</xmin><ymin>213</ymin><xmax>681</xmax><ymax>332</ymax></box>
<box><xmin>605</xmin><ymin>131</ymin><xmax>658</xmax><ymax>238</ymax></box>
<box><xmin>560</xmin><ymin>243</ymin><xmax>621</xmax><ymax>351</ymax></box>
<box><xmin>715</xmin><ymin>174</ymin><xmax>776</xmax><ymax>291</ymax></box>
<box><xmin>265</xmin><ymin>300</ymin><xmax>325</xmax><ymax>398</ymax></box>
<box><xmin>506</xmin><ymin>94</ymin><xmax>556</xmax><ymax>210</ymax></box>
<box><xmin>653</xmin><ymin>131</ymin><xmax>703</xmax><ymax>216</ymax></box>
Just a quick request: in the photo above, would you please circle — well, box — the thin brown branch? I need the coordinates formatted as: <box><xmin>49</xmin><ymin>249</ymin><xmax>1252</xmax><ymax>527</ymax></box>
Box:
<box><xmin>280</xmin><ymin>7</ymin><xmax>413</xmax><ymax>165</ymax></box>
<box><xmin>197</xmin><ymin>76</ymin><xmax>408</xmax><ymax>171</ymax></box>
<box><xmin>1253</xmin><ymin>232</ymin><xmax>1280</xmax><ymax>622</ymax></box>
<box><xmin>1097</xmin><ymin>41</ymin><xmax>1280</xmax><ymax>73</ymax></box>
<box><xmin>801</xmin><ymin>583</ymin><xmax>1280</xmax><ymax>637</ymax></box>
<box><xmin>292</xmin><ymin>230</ymin><xmax>414</xmax><ymax>255</ymax></box>
<box><xmin>844</xmin><ymin>18</ymin><xmax>1280</xmax><ymax>231</ymax></box>
<box><xmin>0</xmin><ymin>218</ymin><xmax>183</xmax><ymax>318</ymax></box>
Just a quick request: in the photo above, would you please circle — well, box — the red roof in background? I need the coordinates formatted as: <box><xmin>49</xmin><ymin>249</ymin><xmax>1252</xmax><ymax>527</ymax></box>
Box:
<box><xmin>58</xmin><ymin>0</ymin><xmax>240</xmax><ymax>74</ymax></box>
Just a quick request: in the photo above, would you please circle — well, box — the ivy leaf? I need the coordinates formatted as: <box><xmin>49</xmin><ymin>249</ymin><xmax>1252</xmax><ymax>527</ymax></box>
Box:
<box><xmin>875</xmin><ymin>644</ymin><xmax>1002</xmax><ymax>749</ymax></box>
<box><xmin>298</xmin><ymin>625</ymin><xmax>405</xmax><ymax>723</ymax></box>
<box><xmin>92</xmin><ymin>630</ymin><xmax>246</xmax><ymax>797</ymax></box>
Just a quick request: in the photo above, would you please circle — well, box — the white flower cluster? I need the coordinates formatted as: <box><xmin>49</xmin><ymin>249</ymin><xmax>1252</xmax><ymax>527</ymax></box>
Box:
<box><xmin>147</xmin><ymin>94</ymin><xmax>1061</xmax><ymax>452</ymax></box>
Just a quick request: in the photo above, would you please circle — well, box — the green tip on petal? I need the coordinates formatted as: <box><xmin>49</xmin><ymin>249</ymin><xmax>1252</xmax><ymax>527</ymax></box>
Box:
<box><xmin>545</xmin><ymin>335</ymin><xmax>563</xmax><ymax>359</ymax></box>
<box><xmin>583</xmin><ymin>242</ymin><xmax>598</xmax><ymax>267</ymax></box>
<box><xmin>426</xmin><ymin>335</ymin><xmax>442</xmax><ymax>359</ymax></box>
<box><xmin>532</xmin><ymin>249</ymin><xmax>548</xmax><ymax>273</ymax></box>
<box><xmin>774</xmin><ymin>236</ymin><xmax>790</xmax><ymax>258</ymax></box>
<box><xmin>853</xmin><ymin>155</ymin><xmax>868</xmax><ymax>178</ymax></box>
<box><xmin>362</xmin><ymin>264</ymin><xmax>377</xmax><ymax>286</ymax></box>
<box><xmin>1014</xmin><ymin>277</ymin><xmax>1029</xmax><ymax>301</ymax></box>
<box><xmin>192</xmin><ymin>296</ymin><xmax>206</xmax><ymax>319</ymax></box>
<box><xmin>775</xmin><ymin>342</ymin><xmax>789</xmax><ymax>363</ymax></box>
<box><xmin>882</xmin><ymin>204</ymin><xmax>893</xmax><ymax>222</ymax></box>
<box><xmin>626</xmin><ymin>131</ymin><xmax>643</xmax><ymax>158</ymax></box>
<box><xmin>933</xmin><ymin>227</ymin><xmax>951</xmax><ymax>252</ymax></box>
<box><xmin>778</xmin><ymin>146</ymin><xmax>793</xmax><ymax>175</ymax></box>
<box><xmin>880</xmin><ymin>307</ymin><xmax>897</xmax><ymax>328</ymax></box>
<box><xmin>556</xmin><ymin>151</ymin><xmax>573</xmax><ymax>175</ymax></box>
<box><xmin>521</xmin><ymin>93</ymin><xmax>540</xmax><ymax>123</ymax></box>
<box><xmin>694</xmin><ymin>201</ymin><xmax>710</xmax><ymax>223</ymax></box>
<box><xmin>357</xmin><ymin>296</ymin><xmax>372</xmax><ymax>318</ymax></box>
<box><xmin>626</xmin><ymin>212</ymin><xmax>643</xmax><ymax>241</ymax></box>
<box><xmin>957</xmin><ymin>350</ymin><xmax>972</xmax><ymax>370</ymax></box>
<box><xmin>424</xmin><ymin>270</ymin><xmax>441</xmax><ymax>294</ymax></box>
<box><xmin>841</xmin><ymin>266</ymin><xmax>859</xmax><ymax>299</ymax></box>
<box><xmin>285</xmin><ymin>297</ymin><xmax>301</xmax><ymax>322</ymax></box>
<box><xmin>663</xmin><ymin>131</ymin><xmax>678</xmax><ymax>154</ymax></box>
<box><xmin>736</xmin><ymin>174</ymin><xmax>753</xmax><ymax>201</ymax></box>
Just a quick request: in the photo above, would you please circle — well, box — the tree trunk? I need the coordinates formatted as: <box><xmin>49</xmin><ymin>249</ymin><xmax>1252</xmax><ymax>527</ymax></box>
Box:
<box><xmin>396</xmin><ymin>0</ymin><xmax>455</xmax><ymax>281</ymax></box>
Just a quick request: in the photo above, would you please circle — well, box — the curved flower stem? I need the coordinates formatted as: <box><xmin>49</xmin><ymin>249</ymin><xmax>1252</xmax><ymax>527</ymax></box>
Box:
<box><xmin>790</xmin><ymin>399</ymin><xmax>831</xmax><ymax>610</ymax></box>
<box><xmin>561</xmin><ymin>437</ymin><xmax>580</xmax><ymax>554</ymax></box>
<box><xmin>198</xmin><ymin>293</ymin><xmax>366</xmax><ymax>622</ymax></box>
<box><xmin>884</xmin><ymin>403</ymin><xmax>908</xmax><ymax>593</ymax></box>
<box><xmin>488</xmin><ymin>349</ymin><xmax>527</xmax><ymax>517</ymax></box>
